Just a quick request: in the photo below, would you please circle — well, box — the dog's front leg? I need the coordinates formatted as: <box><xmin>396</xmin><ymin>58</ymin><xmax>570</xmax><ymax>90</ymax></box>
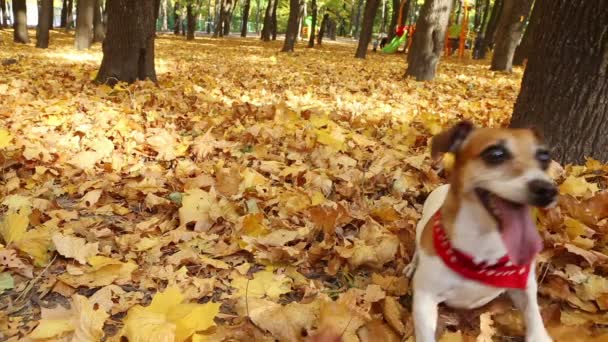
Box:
<box><xmin>413</xmin><ymin>285</ymin><xmax>439</xmax><ymax>342</ymax></box>
<box><xmin>508</xmin><ymin>272</ymin><xmax>552</xmax><ymax>342</ymax></box>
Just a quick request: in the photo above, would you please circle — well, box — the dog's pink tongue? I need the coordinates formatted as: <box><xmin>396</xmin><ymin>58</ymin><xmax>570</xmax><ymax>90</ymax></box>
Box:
<box><xmin>494</xmin><ymin>198</ymin><xmax>543</xmax><ymax>266</ymax></box>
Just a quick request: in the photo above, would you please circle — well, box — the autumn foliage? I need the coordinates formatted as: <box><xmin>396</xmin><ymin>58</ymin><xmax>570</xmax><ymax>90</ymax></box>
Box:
<box><xmin>1</xmin><ymin>30</ymin><xmax>607</xmax><ymax>341</ymax></box>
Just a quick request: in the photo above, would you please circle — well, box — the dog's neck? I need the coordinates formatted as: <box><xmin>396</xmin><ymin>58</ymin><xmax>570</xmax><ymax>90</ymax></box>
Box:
<box><xmin>440</xmin><ymin>188</ymin><xmax>508</xmax><ymax>265</ymax></box>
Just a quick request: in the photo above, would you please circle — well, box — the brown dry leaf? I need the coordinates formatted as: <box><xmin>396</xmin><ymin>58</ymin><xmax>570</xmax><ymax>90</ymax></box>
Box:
<box><xmin>382</xmin><ymin>296</ymin><xmax>406</xmax><ymax>335</ymax></box>
<box><xmin>51</xmin><ymin>232</ymin><xmax>99</xmax><ymax>264</ymax></box>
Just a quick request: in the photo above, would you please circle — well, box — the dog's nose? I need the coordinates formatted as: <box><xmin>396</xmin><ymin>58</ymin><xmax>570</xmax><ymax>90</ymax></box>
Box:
<box><xmin>528</xmin><ymin>179</ymin><xmax>558</xmax><ymax>206</ymax></box>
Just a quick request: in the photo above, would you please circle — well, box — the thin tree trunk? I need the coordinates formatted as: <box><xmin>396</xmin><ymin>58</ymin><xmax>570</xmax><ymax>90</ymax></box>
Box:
<box><xmin>0</xmin><ymin>0</ymin><xmax>8</xmax><ymax>28</ymax></box>
<box><xmin>353</xmin><ymin>0</ymin><xmax>364</xmax><ymax>38</ymax></box>
<box><xmin>64</xmin><ymin>0</ymin><xmax>74</xmax><ymax>31</ymax></box>
<box><xmin>36</xmin><ymin>0</ymin><xmax>52</xmax><ymax>48</ymax></box>
<box><xmin>96</xmin><ymin>0</ymin><xmax>157</xmax><ymax>86</ymax></box>
<box><xmin>355</xmin><ymin>0</ymin><xmax>381</xmax><ymax>58</ymax></box>
<box><xmin>510</xmin><ymin>0</ymin><xmax>608</xmax><ymax>164</ymax></box>
<box><xmin>256</xmin><ymin>0</ymin><xmax>261</xmax><ymax>32</ymax></box>
<box><xmin>328</xmin><ymin>18</ymin><xmax>336</xmax><ymax>40</ymax></box>
<box><xmin>223</xmin><ymin>0</ymin><xmax>233</xmax><ymax>36</ymax></box>
<box><xmin>174</xmin><ymin>2</ymin><xmax>180</xmax><ymax>34</ymax></box>
<box><xmin>213</xmin><ymin>0</ymin><xmax>223</xmax><ymax>37</ymax></box>
<box><xmin>380</xmin><ymin>0</ymin><xmax>387</xmax><ymax>33</ymax></box>
<box><xmin>490</xmin><ymin>0</ymin><xmax>533</xmax><ymax>71</ymax></box>
<box><xmin>260</xmin><ymin>0</ymin><xmax>274</xmax><ymax>41</ymax></box>
<box><xmin>241</xmin><ymin>0</ymin><xmax>251</xmax><ymax>37</ymax></box>
<box><xmin>12</xmin><ymin>0</ymin><xmax>28</xmax><ymax>43</ymax></box>
<box><xmin>161</xmin><ymin>0</ymin><xmax>168</xmax><ymax>31</ymax></box>
<box><xmin>93</xmin><ymin>0</ymin><xmax>105</xmax><ymax>42</ymax></box>
<box><xmin>282</xmin><ymin>0</ymin><xmax>303</xmax><ymax>52</ymax></box>
<box><xmin>271</xmin><ymin>0</ymin><xmax>279</xmax><ymax>40</ymax></box>
<box><xmin>479</xmin><ymin>0</ymin><xmax>490</xmax><ymax>32</ymax></box>
<box><xmin>317</xmin><ymin>12</ymin><xmax>327</xmax><ymax>45</ymax></box>
<box><xmin>387</xmin><ymin>0</ymin><xmax>400</xmax><ymax>42</ymax></box>
<box><xmin>405</xmin><ymin>0</ymin><xmax>452</xmax><ymax>81</ymax></box>
<box><xmin>479</xmin><ymin>0</ymin><xmax>502</xmax><ymax>59</ymax></box>
<box><xmin>308</xmin><ymin>0</ymin><xmax>317</xmax><ymax>47</ymax></box>
<box><xmin>48</xmin><ymin>0</ymin><xmax>54</xmax><ymax>29</ymax></box>
<box><xmin>512</xmin><ymin>0</ymin><xmax>538</xmax><ymax>66</ymax></box>
<box><xmin>60</xmin><ymin>0</ymin><xmax>68</xmax><ymax>28</ymax></box>
<box><xmin>187</xmin><ymin>4</ymin><xmax>195</xmax><ymax>39</ymax></box>
<box><xmin>75</xmin><ymin>0</ymin><xmax>94</xmax><ymax>49</ymax></box>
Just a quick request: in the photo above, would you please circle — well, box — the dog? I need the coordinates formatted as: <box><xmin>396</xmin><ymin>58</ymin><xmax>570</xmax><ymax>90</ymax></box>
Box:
<box><xmin>408</xmin><ymin>121</ymin><xmax>556</xmax><ymax>342</ymax></box>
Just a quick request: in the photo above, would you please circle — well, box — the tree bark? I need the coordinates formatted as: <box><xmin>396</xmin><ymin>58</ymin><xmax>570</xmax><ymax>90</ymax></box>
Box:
<box><xmin>65</xmin><ymin>0</ymin><xmax>74</xmax><ymax>31</ymax></box>
<box><xmin>282</xmin><ymin>0</ymin><xmax>303</xmax><ymax>52</ymax></box>
<box><xmin>75</xmin><ymin>0</ymin><xmax>94</xmax><ymax>49</ymax></box>
<box><xmin>93</xmin><ymin>0</ymin><xmax>105</xmax><ymax>42</ymax></box>
<box><xmin>223</xmin><ymin>0</ymin><xmax>233</xmax><ymax>36</ymax></box>
<box><xmin>478</xmin><ymin>0</ymin><xmax>502</xmax><ymax>59</ymax></box>
<box><xmin>260</xmin><ymin>0</ymin><xmax>275</xmax><ymax>41</ymax></box>
<box><xmin>160</xmin><ymin>0</ymin><xmax>168</xmax><ymax>31</ymax></box>
<box><xmin>317</xmin><ymin>12</ymin><xmax>327</xmax><ymax>45</ymax></box>
<box><xmin>96</xmin><ymin>0</ymin><xmax>157</xmax><ymax>86</ymax></box>
<box><xmin>36</xmin><ymin>0</ymin><xmax>52</xmax><ymax>48</ymax></box>
<box><xmin>308</xmin><ymin>0</ymin><xmax>317</xmax><ymax>47</ymax></box>
<box><xmin>512</xmin><ymin>0</ymin><xmax>538</xmax><ymax>66</ymax></box>
<box><xmin>355</xmin><ymin>0</ymin><xmax>381</xmax><ymax>58</ymax></box>
<box><xmin>510</xmin><ymin>0</ymin><xmax>608</xmax><ymax>164</ymax></box>
<box><xmin>241</xmin><ymin>0</ymin><xmax>251</xmax><ymax>37</ymax></box>
<box><xmin>12</xmin><ymin>0</ymin><xmax>28</xmax><ymax>43</ymax></box>
<box><xmin>479</xmin><ymin>0</ymin><xmax>490</xmax><ymax>32</ymax></box>
<box><xmin>187</xmin><ymin>4</ymin><xmax>195</xmax><ymax>40</ymax></box>
<box><xmin>271</xmin><ymin>0</ymin><xmax>279</xmax><ymax>40</ymax></box>
<box><xmin>405</xmin><ymin>0</ymin><xmax>452</xmax><ymax>81</ymax></box>
<box><xmin>352</xmin><ymin>0</ymin><xmax>364</xmax><ymax>38</ymax></box>
<box><xmin>174</xmin><ymin>2</ymin><xmax>180</xmax><ymax>34</ymax></box>
<box><xmin>0</xmin><ymin>0</ymin><xmax>8</xmax><ymax>28</ymax></box>
<box><xmin>387</xmin><ymin>0</ymin><xmax>400</xmax><ymax>42</ymax></box>
<box><xmin>490</xmin><ymin>0</ymin><xmax>533</xmax><ymax>71</ymax></box>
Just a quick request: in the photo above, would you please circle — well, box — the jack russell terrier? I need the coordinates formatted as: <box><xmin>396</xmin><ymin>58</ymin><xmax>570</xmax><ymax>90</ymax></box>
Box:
<box><xmin>408</xmin><ymin>121</ymin><xmax>557</xmax><ymax>342</ymax></box>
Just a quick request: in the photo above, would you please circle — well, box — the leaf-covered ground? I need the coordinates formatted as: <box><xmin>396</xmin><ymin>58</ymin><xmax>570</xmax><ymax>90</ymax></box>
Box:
<box><xmin>1</xmin><ymin>30</ymin><xmax>607</xmax><ymax>342</ymax></box>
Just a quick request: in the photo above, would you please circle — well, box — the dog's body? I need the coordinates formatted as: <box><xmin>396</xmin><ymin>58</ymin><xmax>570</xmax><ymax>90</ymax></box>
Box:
<box><xmin>410</xmin><ymin>122</ymin><xmax>556</xmax><ymax>342</ymax></box>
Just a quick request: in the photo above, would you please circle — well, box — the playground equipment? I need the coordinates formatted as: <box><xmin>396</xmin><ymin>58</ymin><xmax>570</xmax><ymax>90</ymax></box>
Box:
<box><xmin>382</xmin><ymin>0</ymin><xmax>409</xmax><ymax>54</ymax></box>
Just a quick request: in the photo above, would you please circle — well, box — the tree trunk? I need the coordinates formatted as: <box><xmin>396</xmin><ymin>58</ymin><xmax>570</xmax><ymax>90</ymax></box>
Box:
<box><xmin>479</xmin><ymin>0</ymin><xmax>490</xmax><ymax>32</ymax></box>
<box><xmin>478</xmin><ymin>0</ymin><xmax>502</xmax><ymax>59</ymax></box>
<box><xmin>307</xmin><ymin>0</ymin><xmax>317</xmax><ymax>47</ymax></box>
<box><xmin>510</xmin><ymin>0</ymin><xmax>608</xmax><ymax>164</ymax></box>
<box><xmin>282</xmin><ymin>0</ymin><xmax>303</xmax><ymax>52</ymax></box>
<box><xmin>328</xmin><ymin>18</ymin><xmax>336</xmax><ymax>40</ymax></box>
<box><xmin>260</xmin><ymin>0</ymin><xmax>274</xmax><ymax>41</ymax></box>
<box><xmin>241</xmin><ymin>0</ymin><xmax>251</xmax><ymax>37</ymax></box>
<box><xmin>381</xmin><ymin>0</ymin><xmax>387</xmax><ymax>33</ymax></box>
<box><xmin>12</xmin><ymin>0</ymin><xmax>28</xmax><ymax>43</ymax></box>
<box><xmin>96</xmin><ymin>0</ymin><xmax>157</xmax><ymax>86</ymax></box>
<box><xmin>405</xmin><ymin>0</ymin><xmax>452</xmax><ymax>81</ymax></box>
<box><xmin>93</xmin><ymin>0</ymin><xmax>105</xmax><ymax>42</ymax></box>
<box><xmin>187</xmin><ymin>4</ymin><xmax>195</xmax><ymax>39</ymax></box>
<box><xmin>75</xmin><ymin>0</ymin><xmax>94</xmax><ymax>49</ymax></box>
<box><xmin>36</xmin><ymin>0</ymin><xmax>52</xmax><ymax>48</ymax></box>
<box><xmin>271</xmin><ymin>0</ymin><xmax>279</xmax><ymax>40</ymax></box>
<box><xmin>512</xmin><ymin>0</ymin><xmax>538</xmax><ymax>66</ymax></box>
<box><xmin>64</xmin><ymin>0</ymin><xmax>74</xmax><ymax>31</ymax></box>
<box><xmin>352</xmin><ymin>0</ymin><xmax>364</xmax><ymax>38</ymax></box>
<box><xmin>0</xmin><ymin>0</ymin><xmax>8</xmax><ymax>28</ymax></box>
<box><xmin>174</xmin><ymin>2</ymin><xmax>180</xmax><ymax>34</ymax></box>
<box><xmin>355</xmin><ymin>0</ymin><xmax>381</xmax><ymax>58</ymax></box>
<box><xmin>161</xmin><ymin>0</ymin><xmax>168</xmax><ymax>31</ymax></box>
<box><xmin>317</xmin><ymin>12</ymin><xmax>327</xmax><ymax>45</ymax></box>
<box><xmin>223</xmin><ymin>0</ymin><xmax>233</xmax><ymax>36</ymax></box>
<box><xmin>387</xmin><ymin>0</ymin><xmax>400</xmax><ymax>41</ymax></box>
<box><xmin>213</xmin><ymin>0</ymin><xmax>223</xmax><ymax>37</ymax></box>
<box><xmin>490</xmin><ymin>0</ymin><xmax>533</xmax><ymax>71</ymax></box>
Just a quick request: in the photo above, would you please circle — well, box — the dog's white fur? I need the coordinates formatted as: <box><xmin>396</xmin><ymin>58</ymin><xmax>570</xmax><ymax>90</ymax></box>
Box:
<box><xmin>410</xmin><ymin>159</ymin><xmax>554</xmax><ymax>340</ymax></box>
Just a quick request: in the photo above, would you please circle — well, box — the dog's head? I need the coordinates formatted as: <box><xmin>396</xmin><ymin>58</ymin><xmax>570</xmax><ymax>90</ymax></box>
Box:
<box><xmin>431</xmin><ymin>120</ymin><xmax>557</xmax><ymax>265</ymax></box>
<box><xmin>432</xmin><ymin>120</ymin><xmax>557</xmax><ymax>208</ymax></box>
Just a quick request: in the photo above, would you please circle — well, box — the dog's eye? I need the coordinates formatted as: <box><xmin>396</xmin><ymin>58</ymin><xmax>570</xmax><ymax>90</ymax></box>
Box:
<box><xmin>536</xmin><ymin>149</ymin><xmax>551</xmax><ymax>169</ymax></box>
<box><xmin>480</xmin><ymin>145</ymin><xmax>511</xmax><ymax>165</ymax></box>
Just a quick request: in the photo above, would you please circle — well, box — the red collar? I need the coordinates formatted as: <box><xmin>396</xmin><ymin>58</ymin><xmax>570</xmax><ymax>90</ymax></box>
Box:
<box><xmin>432</xmin><ymin>210</ymin><xmax>531</xmax><ymax>289</ymax></box>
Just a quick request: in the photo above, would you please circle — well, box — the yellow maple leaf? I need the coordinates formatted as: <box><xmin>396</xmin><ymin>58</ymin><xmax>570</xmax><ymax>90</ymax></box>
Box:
<box><xmin>178</xmin><ymin>188</ymin><xmax>217</xmax><ymax>229</ymax></box>
<box><xmin>0</xmin><ymin>128</ymin><xmax>13</xmax><ymax>149</ymax></box>
<box><xmin>123</xmin><ymin>286</ymin><xmax>219</xmax><ymax>342</ymax></box>
<box><xmin>52</xmin><ymin>232</ymin><xmax>99</xmax><ymax>264</ymax></box>
<box><xmin>135</xmin><ymin>237</ymin><xmax>161</xmax><ymax>251</ymax></box>
<box><xmin>28</xmin><ymin>319</ymin><xmax>74</xmax><ymax>339</ymax></box>
<box><xmin>560</xmin><ymin>175</ymin><xmax>599</xmax><ymax>197</ymax></box>
<box><xmin>0</xmin><ymin>208</ymin><xmax>30</xmax><ymax>245</ymax></box>
<box><xmin>231</xmin><ymin>269</ymin><xmax>292</xmax><ymax>300</ymax></box>
<box><xmin>68</xmin><ymin>151</ymin><xmax>102</xmax><ymax>171</ymax></box>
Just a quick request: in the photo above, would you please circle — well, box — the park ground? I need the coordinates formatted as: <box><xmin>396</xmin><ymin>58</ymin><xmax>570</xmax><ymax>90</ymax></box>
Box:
<box><xmin>0</xmin><ymin>30</ymin><xmax>607</xmax><ymax>341</ymax></box>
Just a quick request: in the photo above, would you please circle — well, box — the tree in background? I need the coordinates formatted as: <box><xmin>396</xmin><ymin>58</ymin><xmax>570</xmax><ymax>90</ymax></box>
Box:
<box><xmin>187</xmin><ymin>3</ymin><xmax>195</xmax><ymax>39</ymax></box>
<box><xmin>478</xmin><ymin>0</ymin><xmax>502</xmax><ymax>59</ymax></box>
<box><xmin>174</xmin><ymin>2</ymin><xmax>181</xmax><ymax>35</ymax></box>
<box><xmin>512</xmin><ymin>1</ymin><xmax>539</xmax><ymax>66</ymax></box>
<box><xmin>510</xmin><ymin>0</ymin><xmax>608</xmax><ymax>164</ymax></box>
<box><xmin>36</xmin><ymin>0</ymin><xmax>53</xmax><ymax>48</ymax></box>
<box><xmin>282</xmin><ymin>0</ymin><xmax>303</xmax><ymax>52</ymax></box>
<box><xmin>354</xmin><ymin>0</ymin><xmax>380</xmax><ymax>59</ymax></box>
<box><xmin>222</xmin><ymin>0</ymin><xmax>235</xmax><ymax>36</ymax></box>
<box><xmin>307</xmin><ymin>0</ymin><xmax>317</xmax><ymax>47</ymax></box>
<box><xmin>387</xmin><ymin>0</ymin><xmax>400</xmax><ymax>42</ymax></box>
<box><xmin>241</xmin><ymin>0</ymin><xmax>252</xmax><ymax>37</ymax></box>
<box><xmin>96</xmin><ymin>0</ymin><xmax>157</xmax><ymax>85</ymax></box>
<box><xmin>406</xmin><ymin>0</ymin><xmax>452</xmax><ymax>81</ymax></box>
<box><xmin>0</xmin><ymin>0</ymin><xmax>9</xmax><ymax>28</ymax></box>
<box><xmin>261</xmin><ymin>0</ymin><xmax>276</xmax><ymax>41</ymax></box>
<box><xmin>93</xmin><ymin>0</ymin><xmax>105</xmax><ymax>42</ymax></box>
<box><xmin>490</xmin><ymin>0</ymin><xmax>533</xmax><ymax>71</ymax></box>
<box><xmin>316</xmin><ymin>12</ymin><xmax>328</xmax><ymax>45</ymax></box>
<box><xmin>12</xmin><ymin>0</ymin><xmax>28</xmax><ymax>43</ymax></box>
<box><xmin>75</xmin><ymin>0</ymin><xmax>94</xmax><ymax>49</ymax></box>
<box><xmin>271</xmin><ymin>0</ymin><xmax>279</xmax><ymax>39</ymax></box>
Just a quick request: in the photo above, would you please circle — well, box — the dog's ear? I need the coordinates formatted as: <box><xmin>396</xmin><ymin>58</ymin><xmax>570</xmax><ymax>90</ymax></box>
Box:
<box><xmin>431</xmin><ymin>120</ymin><xmax>474</xmax><ymax>159</ymax></box>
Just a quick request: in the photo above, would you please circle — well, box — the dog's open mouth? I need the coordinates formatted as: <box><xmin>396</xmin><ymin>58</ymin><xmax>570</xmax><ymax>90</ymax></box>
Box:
<box><xmin>475</xmin><ymin>188</ymin><xmax>543</xmax><ymax>266</ymax></box>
